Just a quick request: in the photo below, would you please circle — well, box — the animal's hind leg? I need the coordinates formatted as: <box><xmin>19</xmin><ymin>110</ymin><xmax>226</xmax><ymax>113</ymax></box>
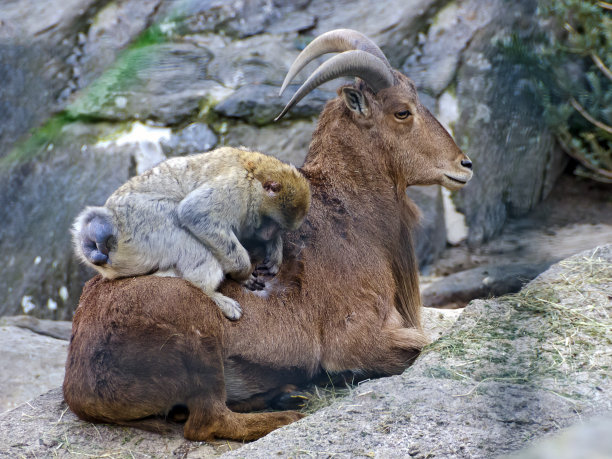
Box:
<box><xmin>227</xmin><ymin>384</ymin><xmax>309</xmax><ymax>412</ymax></box>
<box><xmin>180</xmin><ymin>335</ymin><xmax>304</xmax><ymax>441</ymax></box>
<box><xmin>184</xmin><ymin>399</ymin><xmax>304</xmax><ymax>441</ymax></box>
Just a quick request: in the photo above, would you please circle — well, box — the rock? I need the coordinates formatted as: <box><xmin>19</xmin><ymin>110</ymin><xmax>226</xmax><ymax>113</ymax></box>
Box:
<box><xmin>215</xmin><ymin>0</ymin><xmax>280</xmax><ymax>38</ymax></box>
<box><xmin>0</xmin><ymin>389</ymin><xmax>231</xmax><ymax>457</ymax></box>
<box><xmin>422</xmin><ymin>261</ymin><xmax>554</xmax><ymax>307</ymax></box>
<box><xmin>66</xmin><ymin>42</ymin><xmax>223</xmax><ymax>125</ymax></box>
<box><xmin>215</xmin><ymin>84</ymin><xmax>334</xmax><ymax>125</ymax></box>
<box><xmin>76</xmin><ymin>0</ymin><xmax>162</xmax><ymax>88</ymax></box>
<box><xmin>0</xmin><ymin>43</ymin><xmax>54</xmax><ymax>158</ymax></box>
<box><xmin>222</xmin><ymin>119</ymin><xmax>315</xmax><ymax>165</ymax></box>
<box><xmin>0</xmin><ymin>326</ymin><xmax>67</xmax><ymax>414</ymax></box>
<box><xmin>1</xmin><ymin>316</ymin><xmax>72</xmax><ymax>341</ymax></box>
<box><xmin>0</xmin><ymin>123</ymin><xmax>135</xmax><ymax>319</ymax></box>
<box><xmin>159</xmin><ymin>0</ymin><xmax>313</xmax><ymax>38</ymax></box>
<box><xmin>266</xmin><ymin>10</ymin><xmax>316</xmax><ymax>35</ymax></box>
<box><xmin>190</xmin><ymin>33</ymin><xmax>299</xmax><ymax>89</ymax></box>
<box><xmin>161</xmin><ymin>122</ymin><xmax>218</xmax><ymax>156</ymax></box>
<box><xmin>0</xmin><ymin>0</ymin><xmax>98</xmax><ymax>156</ymax></box>
<box><xmin>406</xmin><ymin>185</ymin><xmax>447</xmax><ymax>269</ymax></box>
<box><xmin>421</xmin><ymin>306</ymin><xmax>462</xmax><ymax>342</ymax></box>
<box><xmin>97</xmin><ymin>121</ymin><xmax>170</xmax><ymax>174</ymax></box>
<box><xmin>309</xmin><ymin>0</ymin><xmax>446</xmax><ymax>67</ymax></box>
<box><xmin>221</xmin><ymin>245</ymin><xmax>611</xmax><ymax>457</ymax></box>
<box><xmin>451</xmin><ymin>0</ymin><xmax>567</xmax><ymax>245</ymax></box>
<box><xmin>402</xmin><ymin>0</ymin><xmax>499</xmax><ymax>96</ymax></box>
<box><xmin>0</xmin><ymin>0</ymin><xmax>97</xmax><ymax>43</ymax></box>
<box><xmin>507</xmin><ymin>414</ymin><xmax>612</xmax><ymax>459</ymax></box>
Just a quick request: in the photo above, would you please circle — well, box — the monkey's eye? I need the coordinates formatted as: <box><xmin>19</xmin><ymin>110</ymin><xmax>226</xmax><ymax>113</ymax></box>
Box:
<box><xmin>394</xmin><ymin>110</ymin><xmax>411</xmax><ymax>120</ymax></box>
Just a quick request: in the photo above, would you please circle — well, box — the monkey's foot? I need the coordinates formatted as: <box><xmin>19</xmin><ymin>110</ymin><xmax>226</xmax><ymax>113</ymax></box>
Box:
<box><xmin>79</xmin><ymin>211</ymin><xmax>115</xmax><ymax>266</ymax></box>
<box><xmin>210</xmin><ymin>293</ymin><xmax>243</xmax><ymax>320</ymax></box>
<box><xmin>242</xmin><ymin>273</ymin><xmax>265</xmax><ymax>291</ymax></box>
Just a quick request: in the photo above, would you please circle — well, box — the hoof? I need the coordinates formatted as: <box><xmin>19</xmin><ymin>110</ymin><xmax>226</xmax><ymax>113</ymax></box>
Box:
<box><xmin>270</xmin><ymin>391</ymin><xmax>310</xmax><ymax>411</ymax></box>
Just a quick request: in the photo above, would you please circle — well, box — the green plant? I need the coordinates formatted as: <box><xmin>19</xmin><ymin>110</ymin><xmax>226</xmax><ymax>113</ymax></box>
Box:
<box><xmin>505</xmin><ymin>1</ymin><xmax>611</xmax><ymax>182</ymax></box>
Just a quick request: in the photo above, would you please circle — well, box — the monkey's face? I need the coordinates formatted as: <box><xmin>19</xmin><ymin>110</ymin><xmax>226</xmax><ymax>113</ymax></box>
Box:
<box><xmin>261</xmin><ymin>174</ymin><xmax>311</xmax><ymax>232</ymax></box>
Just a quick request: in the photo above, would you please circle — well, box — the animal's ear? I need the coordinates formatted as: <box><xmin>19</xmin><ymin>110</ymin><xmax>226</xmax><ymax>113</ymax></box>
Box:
<box><xmin>263</xmin><ymin>181</ymin><xmax>282</xmax><ymax>196</ymax></box>
<box><xmin>341</xmin><ymin>87</ymin><xmax>370</xmax><ymax>118</ymax></box>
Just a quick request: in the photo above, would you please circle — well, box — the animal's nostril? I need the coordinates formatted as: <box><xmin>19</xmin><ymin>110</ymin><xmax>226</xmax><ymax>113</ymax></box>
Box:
<box><xmin>461</xmin><ymin>159</ymin><xmax>473</xmax><ymax>170</ymax></box>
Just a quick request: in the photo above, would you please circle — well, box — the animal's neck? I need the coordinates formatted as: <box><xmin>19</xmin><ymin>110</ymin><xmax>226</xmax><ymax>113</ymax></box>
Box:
<box><xmin>300</xmin><ymin>102</ymin><xmax>422</xmax><ymax>329</ymax></box>
<box><xmin>301</xmin><ymin>102</ymin><xmax>396</xmax><ymax>199</ymax></box>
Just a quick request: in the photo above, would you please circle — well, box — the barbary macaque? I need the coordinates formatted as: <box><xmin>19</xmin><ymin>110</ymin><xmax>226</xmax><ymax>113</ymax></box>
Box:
<box><xmin>72</xmin><ymin>147</ymin><xmax>311</xmax><ymax>320</ymax></box>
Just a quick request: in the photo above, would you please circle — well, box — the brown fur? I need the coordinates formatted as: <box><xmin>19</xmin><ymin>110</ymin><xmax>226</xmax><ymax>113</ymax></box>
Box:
<box><xmin>64</xmin><ymin>71</ymin><xmax>471</xmax><ymax>441</ymax></box>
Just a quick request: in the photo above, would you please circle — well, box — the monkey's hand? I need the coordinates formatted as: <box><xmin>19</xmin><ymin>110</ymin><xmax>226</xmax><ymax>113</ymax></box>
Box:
<box><xmin>242</xmin><ymin>273</ymin><xmax>265</xmax><ymax>291</ymax></box>
<box><xmin>254</xmin><ymin>258</ymin><xmax>281</xmax><ymax>277</ymax></box>
<box><xmin>256</xmin><ymin>234</ymin><xmax>282</xmax><ymax>276</ymax></box>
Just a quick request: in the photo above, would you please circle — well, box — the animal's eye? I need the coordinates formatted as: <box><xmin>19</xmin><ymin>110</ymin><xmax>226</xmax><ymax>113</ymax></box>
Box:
<box><xmin>395</xmin><ymin>110</ymin><xmax>411</xmax><ymax>120</ymax></box>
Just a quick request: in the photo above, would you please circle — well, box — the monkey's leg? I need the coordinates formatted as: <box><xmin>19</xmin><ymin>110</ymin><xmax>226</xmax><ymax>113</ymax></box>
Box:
<box><xmin>152</xmin><ymin>268</ymin><xmax>179</xmax><ymax>278</ymax></box>
<box><xmin>179</xmin><ymin>253</ymin><xmax>244</xmax><ymax>321</ymax></box>
<box><xmin>177</xmin><ymin>186</ymin><xmax>253</xmax><ymax>281</ymax></box>
<box><xmin>207</xmin><ymin>292</ymin><xmax>243</xmax><ymax>321</ymax></box>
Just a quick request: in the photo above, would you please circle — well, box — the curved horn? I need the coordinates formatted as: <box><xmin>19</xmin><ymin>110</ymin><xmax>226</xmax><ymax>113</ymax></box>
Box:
<box><xmin>275</xmin><ymin>50</ymin><xmax>395</xmax><ymax>121</ymax></box>
<box><xmin>279</xmin><ymin>28</ymin><xmax>392</xmax><ymax>96</ymax></box>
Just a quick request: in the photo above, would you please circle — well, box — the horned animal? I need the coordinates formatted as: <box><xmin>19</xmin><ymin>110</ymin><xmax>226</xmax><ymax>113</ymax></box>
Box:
<box><xmin>71</xmin><ymin>147</ymin><xmax>311</xmax><ymax>320</ymax></box>
<box><xmin>64</xmin><ymin>29</ymin><xmax>474</xmax><ymax>441</ymax></box>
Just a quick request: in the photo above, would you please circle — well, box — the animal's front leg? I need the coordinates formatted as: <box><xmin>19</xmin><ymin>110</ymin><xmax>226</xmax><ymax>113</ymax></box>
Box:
<box><xmin>374</xmin><ymin>327</ymin><xmax>430</xmax><ymax>375</ymax></box>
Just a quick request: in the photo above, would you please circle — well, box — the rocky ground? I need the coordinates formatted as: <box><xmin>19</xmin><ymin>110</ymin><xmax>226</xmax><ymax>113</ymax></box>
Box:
<box><xmin>0</xmin><ymin>246</ymin><xmax>609</xmax><ymax>458</ymax></box>
<box><xmin>422</xmin><ymin>174</ymin><xmax>612</xmax><ymax>308</ymax></box>
<box><xmin>0</xmin><ymin>320</ymin><xmax>68</xmax><ymax>414</ymax></box>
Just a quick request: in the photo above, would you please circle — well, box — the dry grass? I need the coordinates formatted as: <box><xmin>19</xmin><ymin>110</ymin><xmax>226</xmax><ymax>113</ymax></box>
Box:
<box><xmin>424</xmin><ymin>251</ymin><xmax>611</xmax><ymax>388</ymax></box>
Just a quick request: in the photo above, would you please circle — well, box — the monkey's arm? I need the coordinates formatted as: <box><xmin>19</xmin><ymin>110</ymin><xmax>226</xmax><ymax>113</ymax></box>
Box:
<box><xmin>259</xmin><ymin>234</ymin><xmax>282</xmax><ymax>276</ymax></box>
<box><xmin>177</xmin><ymin>185</ymin><xmax>252</xmax><ymax>281</ymax></box>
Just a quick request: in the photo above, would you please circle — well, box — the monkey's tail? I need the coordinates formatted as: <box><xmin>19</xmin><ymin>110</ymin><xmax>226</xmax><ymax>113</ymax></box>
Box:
<box><xmin>72</xmin><ymin>206</ymin><xmax>116</xmax><ymax>267</ymax></box>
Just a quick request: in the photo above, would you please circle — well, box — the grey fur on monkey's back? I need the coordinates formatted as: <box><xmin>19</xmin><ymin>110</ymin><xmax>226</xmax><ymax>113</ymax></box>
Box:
<box><xmin>71</xmin><ymin>147</ymin><xmax>310</xmax><ymax>274</ymax></box>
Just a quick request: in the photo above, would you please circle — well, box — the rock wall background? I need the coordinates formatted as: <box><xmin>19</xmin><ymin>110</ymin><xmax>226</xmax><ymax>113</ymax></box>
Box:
<box><xmin>0</xmin><ymin>0</ymin><xmax>569</xmax><ymax>319</ymax></box>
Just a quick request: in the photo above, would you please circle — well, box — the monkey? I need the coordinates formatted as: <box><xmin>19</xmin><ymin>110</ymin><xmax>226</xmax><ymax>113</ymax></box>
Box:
<box><xmin>72</xmin><ymin>147</ymin><xmax>311</xmax><ymax>320</ymax></box>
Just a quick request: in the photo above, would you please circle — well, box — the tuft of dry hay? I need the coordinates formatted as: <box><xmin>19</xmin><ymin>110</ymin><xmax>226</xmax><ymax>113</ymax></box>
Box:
<box><xmin>424</xmin><ymin>251</ymin><xmax>611</xmax><ymax>390</ymax></box>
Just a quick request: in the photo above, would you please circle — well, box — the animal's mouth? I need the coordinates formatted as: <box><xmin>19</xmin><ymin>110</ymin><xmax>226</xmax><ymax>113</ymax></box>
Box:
<box><xmin>444</xmin><ymin>174</ymin><xmax>468</xmax><ymax>184</ymax></box>
<box><xmin>440</xmin><ymin>172</ymin><xmax>472</xmax><ymax>191</ymax></box>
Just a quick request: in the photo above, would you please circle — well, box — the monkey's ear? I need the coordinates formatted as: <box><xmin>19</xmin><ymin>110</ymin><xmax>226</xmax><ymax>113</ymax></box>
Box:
<box><xmin>263</xmin><ymin>181</ymin><xmax>282</xmax><ymax>196</ymax></box>
<box><xmin>341</xmin><ymin>87</ymin><xmax>370</xmax><ymax>118</ymax></box>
